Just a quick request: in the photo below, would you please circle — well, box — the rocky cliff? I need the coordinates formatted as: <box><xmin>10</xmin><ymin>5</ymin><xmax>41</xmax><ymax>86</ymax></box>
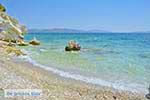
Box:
<box><xmin>0</xmin><ymin>4</ymin><xmax>27</xmax><ymax>43</ymax></box>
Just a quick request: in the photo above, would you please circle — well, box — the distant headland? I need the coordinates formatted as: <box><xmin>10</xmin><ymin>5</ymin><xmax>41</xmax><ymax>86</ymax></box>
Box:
<box><xmin>28</xmin><ymin>28</ymin><xmax>150</xmax><ymax>33</ymax></box>
<box><xmin>28</xmin><ymin>28</ymin><xmax>110</xmax><ymax>33</ymax></box>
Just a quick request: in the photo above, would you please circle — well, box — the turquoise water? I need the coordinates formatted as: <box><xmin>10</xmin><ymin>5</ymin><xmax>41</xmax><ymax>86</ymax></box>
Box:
<box><xmin>23</xmin><ymin>33</ymin><xmax>150</xmax><ymax>92</ymax></box>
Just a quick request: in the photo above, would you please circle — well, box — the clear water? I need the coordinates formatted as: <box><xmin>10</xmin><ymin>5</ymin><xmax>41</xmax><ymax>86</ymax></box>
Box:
<box><xmin>22</xmin><ymin>33</ymin><xmax>150</xmax><ymax>92</ymax></box>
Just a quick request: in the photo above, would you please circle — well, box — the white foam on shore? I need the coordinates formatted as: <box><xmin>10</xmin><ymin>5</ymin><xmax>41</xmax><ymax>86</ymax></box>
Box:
<box><xmin>19</xmin><ymin>55</ymin><xmax>147</xmax><ymax>94</ymax></box>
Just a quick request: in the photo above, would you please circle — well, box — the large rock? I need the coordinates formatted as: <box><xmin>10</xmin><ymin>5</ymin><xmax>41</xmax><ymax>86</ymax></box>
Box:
<box><xmin>0</xmin><ymin>4</ymin><xmax>27</xmax><ymax>42</ymax></box>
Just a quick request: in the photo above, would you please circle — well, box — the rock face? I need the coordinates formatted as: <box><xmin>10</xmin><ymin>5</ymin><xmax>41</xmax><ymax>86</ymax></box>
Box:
<box><xmin>0</xmin><ymin>4</ymin><xmax>27</xmax><ymax>43</ymax></box>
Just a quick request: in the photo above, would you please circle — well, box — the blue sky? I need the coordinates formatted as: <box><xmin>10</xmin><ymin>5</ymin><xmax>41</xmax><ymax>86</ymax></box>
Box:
<box><xmin>1</xmin><ymin>0</ymin><xmax>150</xmax><ymax>32</ymax></box>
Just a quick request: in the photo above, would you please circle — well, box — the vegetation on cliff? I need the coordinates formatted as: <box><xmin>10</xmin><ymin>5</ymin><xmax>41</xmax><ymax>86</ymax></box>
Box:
<box><xmin>0</xmin><ymin>4</ymin><xmax>6</xmax><ymax>12</ymax></box>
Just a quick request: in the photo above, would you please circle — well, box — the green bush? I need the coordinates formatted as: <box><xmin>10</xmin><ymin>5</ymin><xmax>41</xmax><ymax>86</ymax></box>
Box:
<box><xmin>0</xmin><ymin>4</ymin><xmax>6</xmax><ymax>12</ymax></box>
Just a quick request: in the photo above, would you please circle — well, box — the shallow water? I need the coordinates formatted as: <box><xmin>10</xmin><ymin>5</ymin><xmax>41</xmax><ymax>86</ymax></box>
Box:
<box><xmin>22</xmin><ymin>33</ymin><xmax>150</xmax><ymax>93</ymax></box>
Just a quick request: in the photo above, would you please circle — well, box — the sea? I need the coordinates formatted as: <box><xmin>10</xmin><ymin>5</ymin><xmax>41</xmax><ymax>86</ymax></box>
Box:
<box><xmin>19</xmin><ymin>32</ymin><xmax>150</xmax><ymax>93</ymax></box>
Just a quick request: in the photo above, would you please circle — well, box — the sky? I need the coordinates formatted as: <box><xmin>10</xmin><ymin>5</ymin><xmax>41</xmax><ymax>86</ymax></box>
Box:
<box><xmin>1</xmin><ymin>0</ymin><xmax>150</xmax><ymax>32</ymax></box>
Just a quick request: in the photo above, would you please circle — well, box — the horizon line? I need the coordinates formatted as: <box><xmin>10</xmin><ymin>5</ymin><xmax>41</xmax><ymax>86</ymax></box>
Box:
<box><xmin>28</xmin><ymin>28</ymin><xmax>150</xmax><ymax>33</ymax></box>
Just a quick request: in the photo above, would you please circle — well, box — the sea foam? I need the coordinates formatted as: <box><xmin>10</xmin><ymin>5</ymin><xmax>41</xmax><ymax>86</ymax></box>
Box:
<box><xmin>18</xmin><ymin>55</ymin><xmax>147</xmax><ymax>94</ymax></box>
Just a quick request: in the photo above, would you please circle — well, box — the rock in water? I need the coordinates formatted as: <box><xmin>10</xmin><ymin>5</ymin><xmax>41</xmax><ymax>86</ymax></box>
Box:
<box><xmin>65</xmin><ymin>46</ymin><xmax>80</xmax><ymax>51</ymax></box>
<box><xmin>65</xmin><ymin>40</ymin><xmax>81</xmax><ymax>51</ymax></box>
<box><xmin>29</xmin><ymin>37</ymin><xmax>40</xmax><ymax>45</ymax></box>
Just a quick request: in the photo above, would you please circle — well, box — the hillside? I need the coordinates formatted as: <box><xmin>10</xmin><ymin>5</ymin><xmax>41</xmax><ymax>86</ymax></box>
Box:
<box><xmin>0</xmin><ymin>4</ymin><xmax>27</xmax><ymax>42</ymax></box>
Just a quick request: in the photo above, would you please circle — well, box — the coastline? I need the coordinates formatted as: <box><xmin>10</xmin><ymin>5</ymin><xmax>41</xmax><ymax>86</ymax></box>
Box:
<box><xmin>0</xmin><ymin>45</ymin><xmax>146</xmax><ymax>100</ymax></box>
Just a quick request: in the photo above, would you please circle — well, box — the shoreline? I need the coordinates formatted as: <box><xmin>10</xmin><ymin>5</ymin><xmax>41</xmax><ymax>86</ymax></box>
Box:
<box><xmin>19</xmin><ymin>55</ymin><xmax>147</xmax><ymax>94</ymax></box>
<box><xmin>0</xmin><ymin>46</ymin><xmax>146</xmax><ymax>100</ymax></box>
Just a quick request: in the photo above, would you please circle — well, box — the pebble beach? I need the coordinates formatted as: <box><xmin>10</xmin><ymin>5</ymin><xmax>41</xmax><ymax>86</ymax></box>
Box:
<box><xmin>0</xmin><ymin>43</ymin><xmax>146</xmax><ymax>100</ymax></box>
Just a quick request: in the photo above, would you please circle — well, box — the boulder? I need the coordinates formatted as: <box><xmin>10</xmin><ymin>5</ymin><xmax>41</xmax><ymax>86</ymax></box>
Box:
<box><xmin>65</xmin><ymin>40</ymin><xmax>81</xmax><ymax>51</ymax></box>
<box><xmin>65</xmin><ymin>46</ymin><xmax>80</xmax><ymax>51</ymax></box>
<box><xmin>29</xmin><ymin>37</ymin><xmax>40</xmax><ymax>45</ymax></box>
<box><xmin>29</xmin><ymin>40</ymin><xmax>40</xmax><ymax>45</ymax></box>
<box><xmin>17</xmin><ymin>42</ymin><xmax>28</xmax><ymax>46</ymax></box>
